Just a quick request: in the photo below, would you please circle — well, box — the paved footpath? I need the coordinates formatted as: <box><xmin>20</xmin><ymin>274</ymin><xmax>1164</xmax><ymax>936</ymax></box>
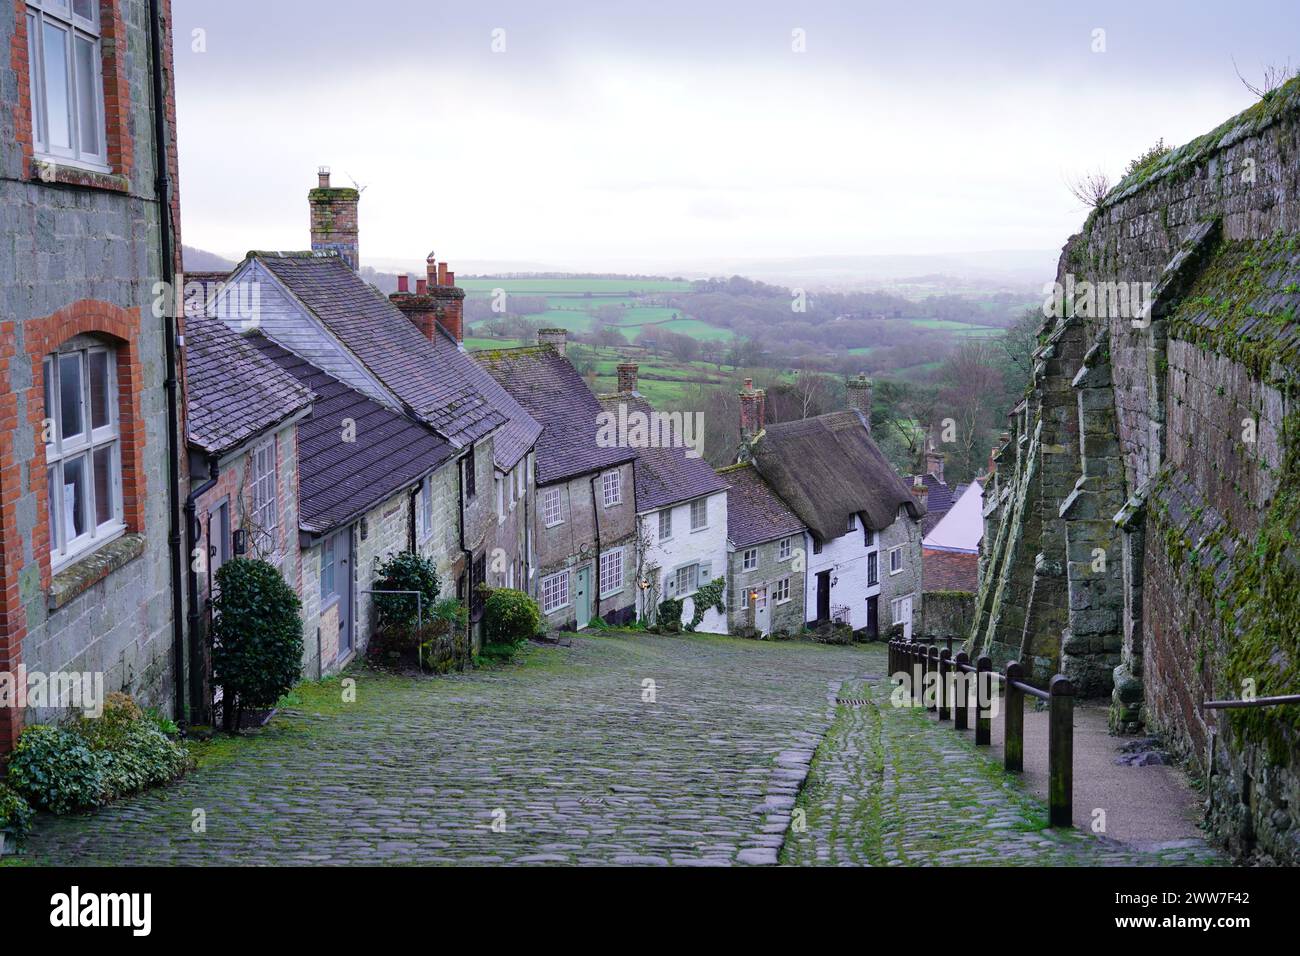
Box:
<box><xmin>18</xmin><ymin>634</ymin><xmax>1222</xmax><ymax>866</ymax></box>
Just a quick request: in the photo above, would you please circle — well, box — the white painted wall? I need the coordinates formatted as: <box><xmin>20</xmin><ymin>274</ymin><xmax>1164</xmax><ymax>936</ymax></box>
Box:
<box><xmin>640</xmin><ymin>490</ymin><xmax>728</xmax><ymax>633</ymax></box>
<box><xmin>803</xmin><ymin>517</ymin><xmax>884</xmax><ymax>631</ymax></box>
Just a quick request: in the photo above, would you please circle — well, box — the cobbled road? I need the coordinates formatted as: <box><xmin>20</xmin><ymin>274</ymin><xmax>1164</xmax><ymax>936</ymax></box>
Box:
<box><xmin>19</xmin><ymin>633</ymin><xmax>1222</xmax><ymax>866</ymax></box>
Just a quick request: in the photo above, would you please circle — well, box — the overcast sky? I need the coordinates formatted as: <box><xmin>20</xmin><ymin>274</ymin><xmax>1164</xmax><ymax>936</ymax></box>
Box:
<box><xmin>172</xmin><ymin>0</ymin><xmax>1299</xmax><ymax>271</ymax></box>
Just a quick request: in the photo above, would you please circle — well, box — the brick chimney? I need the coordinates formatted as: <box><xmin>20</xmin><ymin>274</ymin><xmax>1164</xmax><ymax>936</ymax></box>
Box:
<box><xmin>538</xmin><ymin>328</ymin><xmax>567</xmax><ymax>356</ymax></box>
<box><xmin>846</xmin><ymin>373</ymin><xmax>873</xmax><ymax>431</ymax></box>
<box><xmin>394</xmin><ymin>250</ymin><xmax>465</xmax><ymax>343</ymax></box>
<box><xmin>309</xmin><ymin>167</ymin><xmax>360</xmax><ymax>271</ymax></box>
<box><xmin>926</xmin><ymin>445</ymin><xmax>946</xmax><ymax>483</ymax></box>
<box><xmin>617</xmin><ymin>362</ymin><xmax>639</xmax><ymax>395</ymax></box>
<box><xmin>911</xmin><ymin>474</ymin><xmax>929</xmax><ymax>505</ymax></box>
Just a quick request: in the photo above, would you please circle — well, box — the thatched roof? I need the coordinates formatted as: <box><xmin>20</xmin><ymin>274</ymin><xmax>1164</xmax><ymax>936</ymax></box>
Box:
<box><xmin>751</xmin><ymin>410</ymin><xmax>923</xmax><ymax>542</ymax></box>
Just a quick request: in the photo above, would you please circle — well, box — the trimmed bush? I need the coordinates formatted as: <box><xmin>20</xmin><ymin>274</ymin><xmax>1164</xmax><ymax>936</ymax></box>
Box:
<box><xmin>372</xmin><ymin>551</ymin><xmax>442</xmax><ymax>636</ymax></box>
<box><xmin>6</xmin><ymin>725</ymin><xmax>106</xmax><ymax>813</ymax></box>
<box><xmin>657</xmin><ymin>598</ymin><xmax>684</xmax><ymax>633</ymax></box>
<box><xmin>0</xmin><ymin>782</ymin><xmax>35</xmax><ymax>847</ymax></box>
<box><xmin>483</xmin><ymin>588</ymin><xmax>542</xmax><ymax>648</ymax></box>
<box><xmin>211</xmin><ymin>558</ymin><xmax>304</xmax><ymax>732</ymax></box>
<box><xmin>74</xmin><ymin>695</ymin><xmax>191</xmax><ymax>801</ymax></box>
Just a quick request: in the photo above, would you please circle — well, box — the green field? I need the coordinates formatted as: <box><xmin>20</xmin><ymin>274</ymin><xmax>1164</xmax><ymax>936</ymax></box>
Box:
<box><xmin>460</xmin><ymin>278</ymin><xmax>691</xmax><ymax>295</ymax></box>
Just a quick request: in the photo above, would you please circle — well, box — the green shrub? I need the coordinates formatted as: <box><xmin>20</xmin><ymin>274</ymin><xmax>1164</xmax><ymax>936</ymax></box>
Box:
<box><xmin>211</xmin><ymin>558</ymin><xmax>304</xmax><ymax>732</ymax></box>
<box><xmin>74</xmin><ymin>695</ymin><xmax>191</xmax><ymax>801</ymax></box>
<box><xmin>657</xmin><ymin>598</ymin><xmax>684</xmax><ymax>633</ymax></box>
<box><xmin>484</xmin><ymin>588</ymin><xmax>542</xmax><ymax>648</ymax></box>
<box><xmin>0</xmin><ymin>782</ymin><xmax>35</xmax><ymax>847</ymax></box>
<box><xmin>6</xmin><ymin>725</ymin><xmax>106</xmax><ymax>813</ymax></box>
<box><xmin>372</xmin><ymin>551</ymin><xmax>442</xmax><ymax>634</ymax></box>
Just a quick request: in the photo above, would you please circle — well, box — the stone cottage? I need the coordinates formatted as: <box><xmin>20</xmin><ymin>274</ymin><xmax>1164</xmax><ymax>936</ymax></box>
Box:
<box><xmin>597</xmin><ymin>364</ymin><xmax>730</xmax><ymax>633</ymax></box>
<box><xmin>0</xmin><ymin>0</ymin><xmax>186</xmax><ymax>749</ymax></box>
<box><xmin>742</xmin><ymin>377</ymin><xmax>925</xmax><ymax>638</ymax></box>
<box><xmin>718</xmin><ymin>462</ymin><xmax>807</xmax><ymax>637</ymax></box>
<box><xmin>476</xmin><ymin>332</ymin><xmax>638</xmax><ymax>631</ymax></box>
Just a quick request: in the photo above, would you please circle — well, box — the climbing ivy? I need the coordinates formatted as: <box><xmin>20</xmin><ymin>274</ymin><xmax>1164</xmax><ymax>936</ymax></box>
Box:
<box><xmin>684</xmin><ymin>578</ymin><xmax>727</xmax><ymax>633</ymax></box>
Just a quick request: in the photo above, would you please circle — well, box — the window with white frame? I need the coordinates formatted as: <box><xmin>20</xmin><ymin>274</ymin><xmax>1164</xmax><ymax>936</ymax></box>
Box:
<box><xmin>778</xmin><ymin>537</ymin><xmax>792</xmax><ymax>561</ymax></box>
<box><xmin>690</xmin><ymin>498</ymin><xmax>707</xmax><ymax>531</ymax></box>
<box><xmin>320</xmin><ymin>536</ymin><xmax>337</xmax><ymax>601</ymax></box>
<box><xmin>773</xmin><ymin>577</ymin><xmax>791</xmax><ymax>604</ymax></box>
<box><xmin>250</xmin><ymin>440</ymin><xmax>279</xmax><ymax>559</ymax></box>
<box><xmin>753</xmin><ymin>587</ymin><xmax>768</xmax><ymax>611</ymax></box>
<box><xmin>742</xmin><ymin>548</ymin><xmax>758</xmax><ymax>572</ymax></box>
<box><xmin>543</xmin><ymin>488</ymin><xmax>563</xmax><ymax>527</ymax></box>
<box><xmin>889</xmin><ymin>546</ymin><xmax>903</xmax><ymax>574</ymax></box>
<box><xmin>602</xmin><ymin>469</ymin><xmax>621</xmax><ymax>507</ymax></box>
<box><xmin>658</xmin><ymin>508</ymin><xmax>672</xmax><ymax>541</ymax></box>
<box><xmin>541</xmin><ymin>570</ymin><xmax>569</xmax><ymax>614</ymax></box>
<box><xmin>600</xmin><ymin>547</ymin><xmax>624</xmax><ymax>596</ymax></box>
<box><xmin>666</xmin><ymin>563</ymin><xmax>699</xmax><ymax>598</ymax></box>
<box><xmin>43</xmin><ymin>342</ymin><xmax>122</xmax><ymax>569</ymax></box>
<box><xmin>26</xmin><ymin>0</ymin><xmax>107</xmax><ymax>169</ymax></box>
<box><xmin>416</xmin><ymin>475</ymin><xmax>434</xmax><ymax>540</ymax></box>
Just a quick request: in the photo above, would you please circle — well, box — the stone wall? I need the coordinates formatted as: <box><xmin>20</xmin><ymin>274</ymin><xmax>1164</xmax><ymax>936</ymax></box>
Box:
<box><xmin>920</xmin><ymin>591</ymin><xmax>974</xmax><ymax>645</ymax></box>
<box><xmin>726</xmin><ymin>536</ymin><xmax>805</xmax><ymax>637</ymax></box>
<box><xmin>972</xmin><ymin>78</ymin><xmax>1300</xmax><ymax>862</ymax></box>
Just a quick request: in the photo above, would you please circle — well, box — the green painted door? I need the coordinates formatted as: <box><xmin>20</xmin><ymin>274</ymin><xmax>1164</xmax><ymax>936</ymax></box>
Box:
<box><xmin>575</xmin><ymin>565</ymin><xmax>591</xmax><ymax>629</ymax></box>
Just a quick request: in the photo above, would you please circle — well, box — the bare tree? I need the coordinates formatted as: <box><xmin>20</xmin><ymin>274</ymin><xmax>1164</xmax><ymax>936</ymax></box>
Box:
<box><xmin>1065</xmin><ymin>169</ymin><xmax>1113</xmax><ymax>208</ymax></box>
<box><xmin>1233</xmin><ymin>57</ymin><xmax>1296</xmax><ymax>99</ymax></box>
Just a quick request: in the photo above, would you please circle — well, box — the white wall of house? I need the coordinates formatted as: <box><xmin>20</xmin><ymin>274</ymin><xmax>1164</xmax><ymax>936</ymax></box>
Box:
<box><xmin>802</xmin><ymin>510</ymin><xmax>922</xmax><ymax>635</ymax></box>
<box><xmin>641</xmin><ymin>490</ymin><xmax>728</xmax><ymax>633</ymax></box>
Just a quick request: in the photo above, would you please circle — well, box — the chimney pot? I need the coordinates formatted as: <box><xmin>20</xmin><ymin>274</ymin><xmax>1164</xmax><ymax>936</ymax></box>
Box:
<box><xmin>416</xmin><ymin>278</ymin><xmax>428</xmax><ymax>295</ymax></box>
<box><xmin>318</xmin><ymin>166</ymin><xmax>331</xmax><ymax>188</ymax></box>
<box><xmin>397</xmin><ymin>275</ymin><xmax>409</xmax><ymax>294</ymax></box>
<box><xmin>438</xmin><ymin>262</ymin><xmax>449</xmax><ymax>287</ymax></box>
<box><xmin>446</xmin><ymin>270</ymin><xmax>455</xmax><ymax>285</ymax></box>
<box><xmin>617</xmin><ymin>362</ymin><xmax>639</xmax><ymax>395</ymax></box>
<box><xmin>309</xmin><ymin>168</ymin><xmax>360</xmax><ymax>271</ymax></box>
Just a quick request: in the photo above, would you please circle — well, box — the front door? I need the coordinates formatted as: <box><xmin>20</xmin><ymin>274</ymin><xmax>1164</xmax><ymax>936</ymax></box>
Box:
<box><xmin>753</xmin><ymin>586</ymin><xmax>770</xmax><ymax>635</ymax></box>
<box><xmin>867</xmin><ymin>595</ymin><xmax>879</xmax><ymax>639</ymax></box>
<box><xmin>895</xmin><ymin>595</ymin><xmax>913</xmax><ymax>641</ymax></box>
<box><xmin>329</xmin><ymin>529</ymin><xmax>353</xmax><ymax>657</ymax></box>
<box><xmin>815</xmin><ymin>570</ymin><xmax>831</xmax><ymax>624</ymax></box>
<box><xmin>574</xmin><ymin>565</ymin><xmax>591</xmax><ymax>629</ymax></box>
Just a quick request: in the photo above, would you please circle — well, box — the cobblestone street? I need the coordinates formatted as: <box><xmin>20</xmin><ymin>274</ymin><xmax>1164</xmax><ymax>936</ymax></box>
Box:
<box><xmin>19</xmin><ymin>633</ymin><xmax>1222</xmax><ymax>866</ymax></box>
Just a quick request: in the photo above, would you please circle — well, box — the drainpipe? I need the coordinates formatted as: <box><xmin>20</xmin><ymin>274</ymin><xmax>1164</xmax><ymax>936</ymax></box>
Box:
<box><xmin>457</xmin><ymin>454</ymin><xmax>473</xmax><ymax>646</ymax></box>
<box><xmin>183</xmin><ymin>456</ymin><xmax>218</xmax><ymax>724</ymax></box>
<box><xmin>407</xmin><ymin>486</ymin><xmax>417</xmax><ymax>552</ymax></box>
<box><xmin>148</xmin><ymin>0</ymin><xmax>187</xmax><ymax>727</ymax></box>
<box><xmin>589</xmin><ymin>474</ymin><xmax>602</xmax><ymax>622</ymax></box>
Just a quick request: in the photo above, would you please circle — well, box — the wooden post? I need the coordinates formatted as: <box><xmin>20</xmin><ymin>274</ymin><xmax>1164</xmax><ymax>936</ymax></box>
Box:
<box><xmin>1004</xmin><ymin>661</ymin><xmax>1024</xmax><ymax>772</ymax></box>
<box><xmin>953</xmin><ymin>652</ymin><xmax>969</xmax><ymax>730</ymax></box>
<box><xmin>938</xmin><ymin>648</ymin><xmax>951</xmax><ymax>721</ymax></box>
<box><xmin>1049</xmin><ymin>675</ymin><xmax>1074</xmax><ymax>827</ymax></box>
<box><xmin>975</xmin><ymin>656</ymin><xmax>992</xmax><ymax>745</ymax></box>
<box><xmin>927</xmin><ymin>646</ymin><xmax>940</xmax><ymax>712</ymax></box>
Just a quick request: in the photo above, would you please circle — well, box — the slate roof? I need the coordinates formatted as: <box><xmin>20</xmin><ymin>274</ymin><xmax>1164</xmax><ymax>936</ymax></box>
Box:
<box><xmin>923</xmin><ymin>548</ymin><xmax>979</xmax><ymax>593</ymax></box>
<box><xmin>923</xmin><ymin>479</ymin><xmax>984</xmax><ymax>554</ymax></box>
<box><xmin>184</xmin><ymin>314</ymin><xmax>314</xmax><ymax>456</ymax></box>
<box><xmin>752</xmin><ymin>410</ymin><xmax>923</xmax><ymax>542</ymax></box>
<box><xmin>252</xmin><ymin>252</ymin><xmax>505</xmax><ymax>447</ymax></box>
<box><xmin>251</xmin><ymin>336</ymin><xmax>456</xmax><ymax>534</ymax></box>
<box><xmin>476</xmin><ymin>346</ymin><xmax>634</xmax><ymax>485</ymax></box>
<box><xmin>909</xmin><ymin>472</ymin><xmax>956</xmax><ymax>534</ymax></box>
<box><xmin>452</xmin><ymin>336</ymin><xmax>540</xmax><ymax>471</ymax></box>
<box><xmin>596</xmin><ymin>392</ymin><xmax>727</xmax><ymax>512</ymax></box>
<box><xmin>719</xmin><ymin>462</ymin><xmax>806</xmax><ymax>548</ymax></box>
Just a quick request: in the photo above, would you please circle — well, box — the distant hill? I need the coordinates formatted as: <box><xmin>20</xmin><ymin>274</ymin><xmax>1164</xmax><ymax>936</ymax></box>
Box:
<box><xmin>181</xmin><ymin>245</ymin><xmax>236</xmax><ymax>273</ymax></box>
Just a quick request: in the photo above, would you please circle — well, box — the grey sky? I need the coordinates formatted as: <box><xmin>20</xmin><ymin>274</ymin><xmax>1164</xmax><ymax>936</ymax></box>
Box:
<box><xmin>173</xmin><ymin>0</ymin><xmax>1299</xmax><ymax>270</ymax></box>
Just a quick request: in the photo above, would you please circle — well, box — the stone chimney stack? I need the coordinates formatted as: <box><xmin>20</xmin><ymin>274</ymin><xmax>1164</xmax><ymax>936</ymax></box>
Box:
<box><xmin>538</xmin><ymin>328</ymin><xmax>567</xmax><ymax>356</ymax></box>
<box><xmin>389</xmin><ymin>280</ymin><xmax>439</xmax><ymax>342</ymax></box>
<box><xmin>926</xmin><ymin>445</ymin><xmax>946</xmax><ymax>483</ymax></box>
<box><xmin>846</xmin><ymin>373</ymin><xmax>873</xmax><ymax>431</ymax></box>
<box><xmin>617</xmin><ymin>363</ymin><xmax>639</xmax><ymax>395</ymax></box>
<box><xmin>309</xmin><ymin>167</ymin><xmax>361</xmax><ymax>271</ymax></box>
<box><xmin>399</xmin><ymin>249</ymin><xmax>464</xmax><ymax>343</ymax></box>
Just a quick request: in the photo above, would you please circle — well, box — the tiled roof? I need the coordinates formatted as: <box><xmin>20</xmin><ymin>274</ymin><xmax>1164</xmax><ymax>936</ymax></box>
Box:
<box><xmin>923</xmin><ymin>547</ymin><xmax>979</xmax><ymax>593</ymax></box>
<box><xmin>253</xmin><ymin>252</ymin><xmax>505</xmax><ymax>447</ymax></box>
<box><xmin>909</xmin><ymin>473</ymin><xmax>956</xmax><ymax>534</ymax></box>
<box><xmin>596</xmin><ymin>392</ymin><xmax>727</xmax><ymax>511</ymax></box>
<box><xmin>454</xmin><ymin>338</ymin><xmax>540</xmax><ymax>471</ymax></box>
<box><xmin>753</xmin><ymin>410</ymin><xmax>923</xmax><ymax>542</ymax></box>
<box><xmin>251</xmin><ymin>337</ymin><xmax>456</xmax><ymax>534</ymax></box>
<box><xmin>184</xmin><ymin>314</ymin><xmax>314</xmax><ymax>456</ymax></box>
<box><xmin>720</xmin><ymin>462</ymin><xmax>806</xmax><ymax>548</ymax></box>
<box><xmin>476</xmin><ymin>346</ymin><xmax>634</xmax><ymax>485</ymax></box>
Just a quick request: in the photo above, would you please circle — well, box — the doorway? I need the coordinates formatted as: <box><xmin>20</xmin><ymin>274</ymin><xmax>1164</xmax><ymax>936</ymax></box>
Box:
<box><xmin>326</xmin><ymin>528</ymin><xmax>353</xmax><ymax>658</ymax></box>
<box><xmin>815</xmin><ymin>570</ymin><xmax>831</xmax><ymax>624</ymax></box>
<box><xmin>575</xmin><ymin>564</ymin><xmax>591</xmax><ymax>629</ymax></box>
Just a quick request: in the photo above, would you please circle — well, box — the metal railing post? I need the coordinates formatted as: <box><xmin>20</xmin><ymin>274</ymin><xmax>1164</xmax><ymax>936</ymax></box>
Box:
<box><xmin>1004</xmin><ymin>661</ymin><xmax>1024</xmax><ymax>773</ymax></box>
<box><xmin>1049</xmin><ymin>675</ymin><xmax>1075</xmax><ymax>827</ymax></box>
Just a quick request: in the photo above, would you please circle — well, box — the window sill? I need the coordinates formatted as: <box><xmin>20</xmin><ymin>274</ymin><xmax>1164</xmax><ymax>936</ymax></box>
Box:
<box><xmin>47</xmin><ymin>533</ymin><xmax>145</xmax><ymax>612</ymax></box>
<box><xmin>31</xmin><ymin>157</ymin><xmax>128</xmax><ymax>193</ymax></box>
